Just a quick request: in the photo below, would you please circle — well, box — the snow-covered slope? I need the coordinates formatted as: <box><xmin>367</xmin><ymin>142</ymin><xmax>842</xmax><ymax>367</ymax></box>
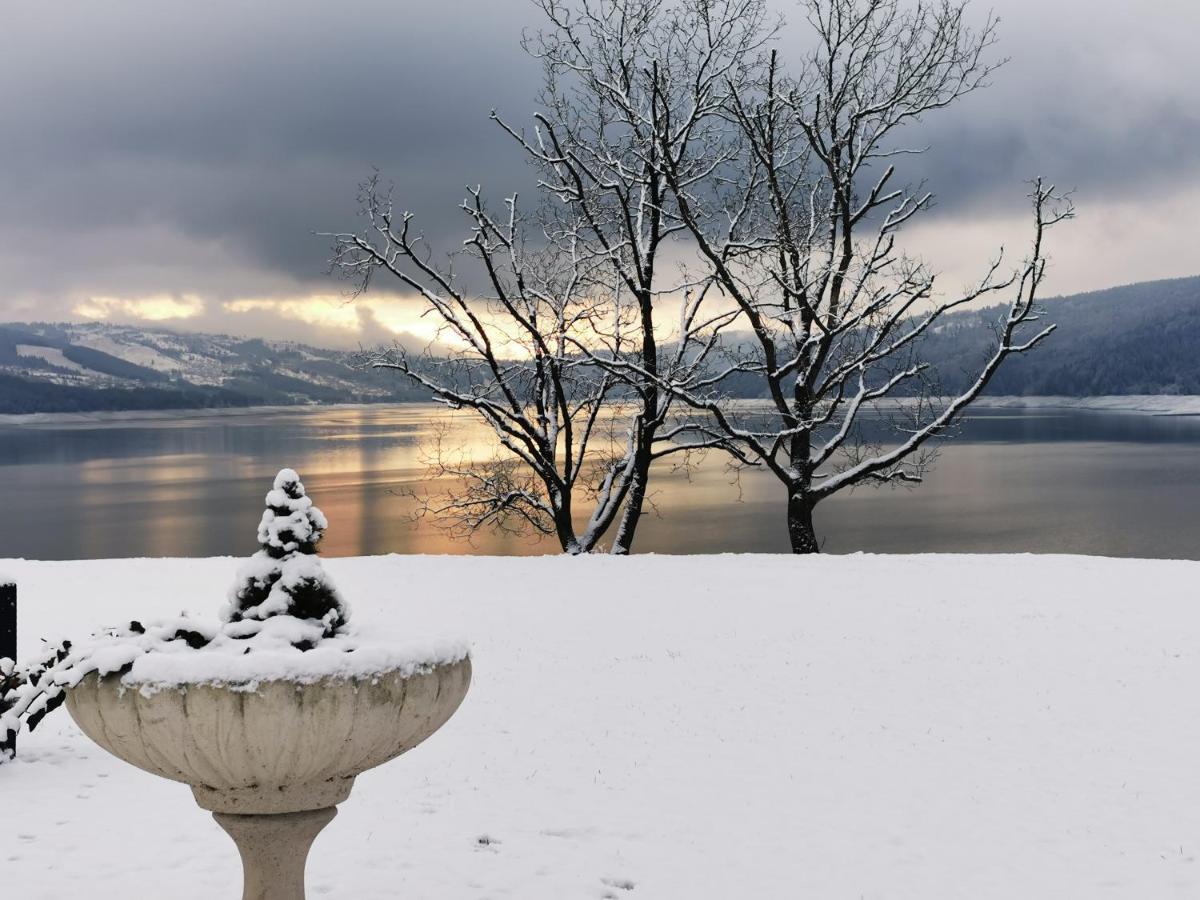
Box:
<box><xmin>0</xmin><ymin>322</ymin><xmax>428</xmax><ymax>411</ymax></box>
<box><xmin>3</xmin><ymin>553</ymin><xmax>1199</xmax><ymax>898</ymax></box>
<box><xmin>71</xmin><ymin>330</ymin><xmax>192</xmax><ymax>376</ymax></box>
<box><xmin>14</xmin><ymin>344</ymin><xmax>89</xmax><ymax>373</ymax></box>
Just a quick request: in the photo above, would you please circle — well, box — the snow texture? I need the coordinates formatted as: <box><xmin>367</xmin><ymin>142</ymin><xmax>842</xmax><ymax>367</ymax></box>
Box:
<box><xmin>9</xmin><ymin>613</ymin><xmax>464</xmax><ymax>696</ymax></box>
<box><xmin>73</xmin><ymin>333</ymin><xmax>186</xmax><ymax>373</ymax></box>
<box><xmin>3</xmin><ymin>553</ymin><xmax>1200</xmax><ymax>898</ymax></box>
<box><xmin>0</xmin><ymin>614</ymin><xmax>465</xmax><ymax>749</ymax></box>
<box><xmin>14</xmin><ymin>344</ymin><xmax>89</xmax><ymax>373</ymax></box>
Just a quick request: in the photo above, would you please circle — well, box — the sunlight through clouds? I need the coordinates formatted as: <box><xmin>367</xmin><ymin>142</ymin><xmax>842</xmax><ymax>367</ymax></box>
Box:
<box><xmin>222</xmin><ymin>294</ymin><xmax>464</xmax><ymax>347</ymax></box>
<box><xmin>223</xmin><ymin>296</ymin><xmax>361</xmax><ymax>331</ymax></box>
<box><xmin>74</xmin><ymin>294</ymin><xmax>205</xmax><ymax>321</ymax></box>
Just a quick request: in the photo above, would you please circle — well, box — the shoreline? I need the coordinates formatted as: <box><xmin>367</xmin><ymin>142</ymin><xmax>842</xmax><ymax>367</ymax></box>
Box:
<box><xmin>0</xmin><ymin>400</ymin><xmax>443</xmax><ymax>427</ymax></box>
<box><xmin>971</xmin><ymin>395</ymin><xmax>1200</xmax><ymax>416</ymax></box>
<box><xmin>2</xmin><ymin>394</ymin><xmax>1199</xmax><ymax>426</ymax></box>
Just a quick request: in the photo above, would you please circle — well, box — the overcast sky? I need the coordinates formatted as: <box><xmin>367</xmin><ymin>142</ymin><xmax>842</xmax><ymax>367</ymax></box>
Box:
<box><xmin>1</xmin><ymin>0</ymin><xmax>1196</xmax><ymax>347</ymax></box>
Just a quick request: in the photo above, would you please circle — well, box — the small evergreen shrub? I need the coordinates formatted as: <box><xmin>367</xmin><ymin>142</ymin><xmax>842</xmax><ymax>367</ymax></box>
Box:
<box><xmin>224</xmin><ymin>468</ymin><xmax>349</xmax><ymax>636</ymax></box>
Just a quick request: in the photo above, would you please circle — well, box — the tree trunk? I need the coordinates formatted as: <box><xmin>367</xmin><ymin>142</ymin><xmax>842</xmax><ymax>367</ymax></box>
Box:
<box><xmin>787</xmin><ymin>492</ymin><xmax>819</xmax><ymax>555</ymax></box>
<box><xmin>786</xmin><ymin>393</ymin><xmax>819</xmax><ymax>554</ymax></box>
<box><xmin>550</xmin><ymin>488</ymin><xmax>583</xmax><ymax>555</ymax></box>
<box><xmin>609</xmin><ymin>439</ymin><xmax>652</xmax><ymax>555</ymax></box>
<box><xmin>611</xmin><ymin>286</ymin><xmax>660</xmax><ymax>557</ymax></box>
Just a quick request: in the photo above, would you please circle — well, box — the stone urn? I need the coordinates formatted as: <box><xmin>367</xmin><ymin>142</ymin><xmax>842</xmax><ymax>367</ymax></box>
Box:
<box><xmin>65</xmin><ymin>657</ymin><xmax>471</xmax><ymax>900</ymax></box>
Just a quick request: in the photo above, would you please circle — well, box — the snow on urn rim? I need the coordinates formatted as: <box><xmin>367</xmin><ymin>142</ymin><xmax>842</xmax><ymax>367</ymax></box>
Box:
<box><xmin>58</xmin><ymin>615</ymin><xmax>472</xmax><ymax>693</ymax></box>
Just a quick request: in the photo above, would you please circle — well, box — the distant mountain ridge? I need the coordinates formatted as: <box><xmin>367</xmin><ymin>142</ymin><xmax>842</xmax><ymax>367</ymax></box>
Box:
<box><xmin>0</xmin><ymin>322</ymin><xmax>427</xmax><ymax>413</ymax></box>
<box><xmin>707</xmin><ymin>275</ymin><xmax>1200</xmax><ymax>401</ymax></box>
<box><xmin>1</xmin><ymin>275</ymin><xmax>1198</xmax><ymax>413</ymax></box>
<box><xmin>917</xmin><ymin>275</ymin><xmax>1200</xmax><ymax>397</ymax></box>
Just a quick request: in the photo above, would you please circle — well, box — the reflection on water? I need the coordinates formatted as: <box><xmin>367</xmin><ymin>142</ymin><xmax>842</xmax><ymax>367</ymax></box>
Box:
<box><xmin>1</xmin><ymin>404</ymin><xmax>1199</xmax><ymax>559</ymax></box>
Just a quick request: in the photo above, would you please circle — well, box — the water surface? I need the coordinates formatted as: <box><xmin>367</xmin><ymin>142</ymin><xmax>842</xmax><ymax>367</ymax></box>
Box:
<box><xmin>1</xmin><ymin>404</ymin><xmax>1197</xmax><ymax>559</ymax></box>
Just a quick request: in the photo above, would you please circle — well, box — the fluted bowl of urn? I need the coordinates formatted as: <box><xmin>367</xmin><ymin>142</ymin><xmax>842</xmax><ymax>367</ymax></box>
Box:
<box><xmin>65</xmin><ymin>657</ymin><xmax>470</xmax><ymax>900</ymax></box>
<box><xmin>66</xmin><ymin>658</ymin><xmax>472</xmax><ymax>816</ymax></box>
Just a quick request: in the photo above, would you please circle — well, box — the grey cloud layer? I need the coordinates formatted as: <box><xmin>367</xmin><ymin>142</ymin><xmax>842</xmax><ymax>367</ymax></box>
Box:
<box><xmin>0</xmin><ymin>0</ymin><xmax>541</xmax><ymax>303</ymax></box>
<box><xmin>1</xmin><ymin>0</ymin><xmax>1197</xmax><ymax>322</ymax></box>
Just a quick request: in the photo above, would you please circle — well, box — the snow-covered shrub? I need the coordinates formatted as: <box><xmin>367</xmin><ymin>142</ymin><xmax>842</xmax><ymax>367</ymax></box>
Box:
<box><xmin>1</xmin><ymin>639</ymin><xmax>73</xmax><ymax>758</ymax></box>
<box><xmin>224</xmin><ymin>469</ymin><xmax>348</xmax><ymax>638</ymax></box>
<box><xmin>0</xmin><ymin>622</ymin><xmax>223</xmax><ymax>757</ymax></box>
<box><xmin>0</xmin><ymin>468</ymin><xmax>349</xmax><ymax>760</ymax></box>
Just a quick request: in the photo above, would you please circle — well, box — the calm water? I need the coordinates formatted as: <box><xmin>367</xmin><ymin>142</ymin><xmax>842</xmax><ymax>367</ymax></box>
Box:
<box><xmin>1</xmin><ymin>403</ymin><xmax>1198</xmax><ymax>560</ymax></box>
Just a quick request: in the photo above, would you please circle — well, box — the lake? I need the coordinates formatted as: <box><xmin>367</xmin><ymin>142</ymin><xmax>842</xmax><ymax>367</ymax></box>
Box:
<box><xmin>1</xmin><ymin>403</ymin><xmax>1198</xmax><ymax>560</ymax></box>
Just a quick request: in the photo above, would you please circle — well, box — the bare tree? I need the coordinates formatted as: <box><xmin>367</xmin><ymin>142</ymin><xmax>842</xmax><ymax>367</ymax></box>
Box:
<box><xmin>329</xmin><ymin>175</ymin><xmax>748</xmax><ymax>553</ymax></box>
<box><xmin>329</xmin><ymin>181</ymin><xmax>635</xmax><ymax>554</ymax></box>
<box><xmin>330</xmin><ymin>0</ymin><xmax>768</xmax><ymax>554</ymax></box>
<box><xmin>609</xmin><ymin>0</ymin><xmax>1074</xmax><ymax>552</ymax></box>
<box><xmin>489</xmin><ymin>0</ymin><xmax>775</xmax><ymax>552</ymax></box>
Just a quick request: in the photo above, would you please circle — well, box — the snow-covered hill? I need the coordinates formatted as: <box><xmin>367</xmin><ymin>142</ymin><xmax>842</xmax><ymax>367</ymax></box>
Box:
<box><xmin>0</xmin><ymin>322</ymin><xmax>428</xmax><ymax>412</ymax></box>
<box><xmin>3</xmin><ymin>553</ymin><xmax>1200</xmax><ymax>898</ymax></box>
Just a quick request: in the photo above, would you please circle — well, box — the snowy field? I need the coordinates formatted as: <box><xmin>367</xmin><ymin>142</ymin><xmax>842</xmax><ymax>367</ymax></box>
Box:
<box><xmin>4</xmin><ymin>553</ymin><xmax>1200</xmax><ymax>898</ymax></box>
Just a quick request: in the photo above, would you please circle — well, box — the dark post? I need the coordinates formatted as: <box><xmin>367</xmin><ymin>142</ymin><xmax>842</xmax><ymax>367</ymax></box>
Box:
<box><xmin>1</xmin><ymin>580</ymin><xmax>15</xmax><ymax>758</ymax></box>
<box><xmin>0</xmin><ymin>581</ymin><xmax>14</xmax><ymax>662</ymax></box>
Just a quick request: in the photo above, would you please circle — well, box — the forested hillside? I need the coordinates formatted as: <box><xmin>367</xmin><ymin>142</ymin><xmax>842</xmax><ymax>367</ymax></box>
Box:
<box><xmin>922</xmin><ymin>276</ymin><xmax>1200</xmax><ymax>396</ymax></box>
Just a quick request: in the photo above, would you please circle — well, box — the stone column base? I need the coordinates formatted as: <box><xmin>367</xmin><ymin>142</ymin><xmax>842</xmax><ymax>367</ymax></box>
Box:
<box><xmin>214</xmin><ymin>806</ymin><xmax>337</xmax><ymax>900</ymax></box>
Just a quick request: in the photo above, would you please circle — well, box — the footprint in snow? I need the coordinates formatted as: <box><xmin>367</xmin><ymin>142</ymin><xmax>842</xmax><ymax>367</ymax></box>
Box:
<box><xmin>601</xmin><ymin>876</ymin><xmax>635</xmax><ymax>891</ymax></box>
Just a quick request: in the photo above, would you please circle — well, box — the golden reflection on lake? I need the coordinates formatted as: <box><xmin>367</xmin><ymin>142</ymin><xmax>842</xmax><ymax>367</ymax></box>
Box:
<box><xmin>1</xmin><ymin>403</ymin><xmax>1199</xmax><ymax>559</ymax></box>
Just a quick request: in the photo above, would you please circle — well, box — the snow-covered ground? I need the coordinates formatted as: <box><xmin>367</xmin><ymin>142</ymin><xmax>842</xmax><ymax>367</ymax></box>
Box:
<box><xmin>72</xmin><ymin>332</ymin><xmax>187</xmax><ymax>375</ymax></box>
<box><xmin>13</xmin><ymin>344</ymin><xmax>89</xmax><ymax>374</ymax></box>
<box><xmin>4</xmin><ymin>553</ymin><xmax>1200</xmax><ymax>898</ymax></box>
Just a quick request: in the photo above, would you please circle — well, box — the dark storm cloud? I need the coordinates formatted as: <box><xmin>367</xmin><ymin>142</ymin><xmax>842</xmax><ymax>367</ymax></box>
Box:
<box><xmin>0</xmin><ymin>0</ymin><xmax>542</xmax><ymax>298</ymax></box>
<box><xmin>0</xmin><ymin>0</ymin><xmax>1197</xmax><ymax>327</ymax></box>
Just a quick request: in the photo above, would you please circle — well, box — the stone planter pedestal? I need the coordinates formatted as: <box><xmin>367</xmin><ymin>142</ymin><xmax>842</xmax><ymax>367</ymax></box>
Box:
<box><xmin>65</xmin><ymin>658</ymin><xmax>471</xmax><ymax>900</ymax></box>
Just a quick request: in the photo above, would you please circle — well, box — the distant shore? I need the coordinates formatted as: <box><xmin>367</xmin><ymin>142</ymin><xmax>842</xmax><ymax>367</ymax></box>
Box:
<box><xmin>2</xmin><ymin>395</ymin><xmax>1199</xmax><ymax>427</ymax></box>
<box><xmin>0</xmin><ymin>401</ymin><xmax>426</xmax><ymax>427</ymax></box>
<box><xmin>972</xmin><ymin>395</ymin><xmax>1200</xmax><ymax>416</ymax></box>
